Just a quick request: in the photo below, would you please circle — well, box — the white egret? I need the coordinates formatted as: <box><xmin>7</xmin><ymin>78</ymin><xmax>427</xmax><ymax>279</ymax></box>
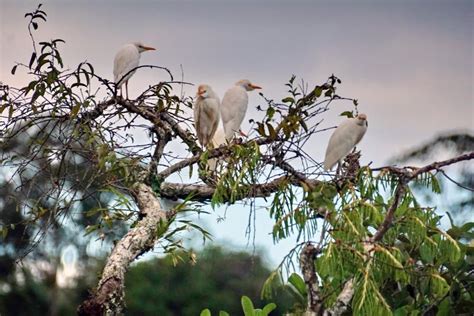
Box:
<box><xmin>194</xmin><ymin>84</ymin><xmax>220</xmax><ymax>148</ymax></box>
<box><xmin>324</xmin><ymin>113</ymin><xmax>368</xmax><ymax>171</ymax></box>
<box><xmin>221</xmin><ymin>79</ymin><xmax>262</xmax><ymax>140</ymax></box>
<box><xmin>113</xmin><ymin>42</ymin><xmax>156</xmax><ymax>99</ymax></box>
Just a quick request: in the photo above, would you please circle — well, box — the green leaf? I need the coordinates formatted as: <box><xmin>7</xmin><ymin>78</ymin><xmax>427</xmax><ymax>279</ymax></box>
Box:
<box><xmin>256</xmin><ymin>122</ymin><xmax>266</xmax><ymax>137</ymax></box>
<box><xmin>439</xmin><ymin>230</ymin><xmax>461</xmax><ymax>263</ymax></box>
<box><xmin>29</xmin><ymin>52</ymin><xmax>37</xmax><ymax>70</ymax></box>
<box><xmin>393</xmin><ymin>306</ymin><xmax>411</xmax><ymax>316</ymax></box>
<box><xmin>71</xmin><ymin>102</ymin><xmax>81</xmax><ymax>117</ymax></box>
<box><xmin>281</xmin><ymin>97</ymin><xmax>294</xmax><ymax>104</ymax></box>
<box><xmin>266</xmin><ymin>106</ymin><xmax>275</xmax><ymax>119</ymax></box>
<box><xmin>261</xmin><ymin>303</ymin><xmax>276</xmax><ymax>315</ymax></box>
<box><xmin>340</xmin><ymin>111</ymin><xmax>354</xmax><ymax>118</ymax></box>
<box><xmin>429</xmin><ymin>173</ymin><xmax>441</xmax><ymax>194</ymax></box>
<box><xmin>260</xmin><ymin>270</ymin><xmax>280</xmax><ymax>299</ymax></box>
<box><xmin>84</xmin><ymin>224</ymin><xmax>99</xmax><ymax>236</ymax></box>
<box><xmin>155</xmin><ymin>218</ymin><xmax>169</xmax><ymax>237</ymax></box>
<box><xmin>300</xmin><ymin>118</ymin><xmax>308</xmax><ymax>132</ymax></box>
<box><xmin>288</xmin><ymin>273</ymin><xmax>307</xmax><ymax>296</ymax></box>
<box><xmin>289</xmin><ymin>75</ymin><xmax>296</xmax><ymax>84</ymax></box>
<box><xmin>460</xmin><ymin>222</ymin><xmax>474</xmax><ymax>233</ymax></box>
<box><xmin>266</xmin><ymin>123</ymin><xmax>277</xmax><ymax>139</ymax></box>
<box><xmin>200</xmin><ymin>309</ymin><xmax>212</xmax><ymax>316</ymax></box>
<box><xmin>241</xmin><ymin>296</ymin><xmax>255</xmax><ymax>316</ymax></box>
<box><xmin>1</xmin><ymin>227</ymin><xmax>8</xmax><ymax>239</ymax></box>
<box><xmin>420</xmin><ymin>238</ymin><xmax>436</xmax><ymax>263</ymax></box>
<box><xmin>313</xmin><ymin>86</ymin><xmax>323</xmax><ymax>97</ymax></box>
<box><xmin>436</xmin><ymin>297</ymin><xmax>450</xmax><ymax>316</ymax></box>
<box><xmin>430</xmin><ymin>273</ymin><xmax>449</xmax><ymax>298</ymax></box>
<box><xmin>218</xmin><ymin>311</ymin><xmax>230</xmax><ymax>316</ymax></box>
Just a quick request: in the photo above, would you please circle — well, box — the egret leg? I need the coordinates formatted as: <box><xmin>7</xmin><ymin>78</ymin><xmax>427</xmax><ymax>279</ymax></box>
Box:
<box><xmin>335</xmin><ymin>161</ymin><xmax>342</xmax><ymax>177</ymax></box>
<box><xmin>125</xmin><ymin>80</ymin><xmax>129</xmax><ymax>100</ymax></box>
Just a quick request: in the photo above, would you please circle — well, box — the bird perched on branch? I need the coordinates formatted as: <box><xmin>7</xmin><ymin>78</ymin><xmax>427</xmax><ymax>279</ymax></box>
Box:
<box><xmin>221</xmin><ymin>79</ymin><xmax>262</xmax><ymax>140</ymax></box>
<box><xmin>194</xmin><ymin>84</ymin><xmax>220</xmax><ymax>148</ymax></box>
<box><xmin>113</xmin><ymin>42</ymin><xmax>156</xmax><ymax>99</ymax></box>
<box><xmin>324</xmin><ymin>113</ymin><xmax>368</xmax><ymax>171</ymax></box>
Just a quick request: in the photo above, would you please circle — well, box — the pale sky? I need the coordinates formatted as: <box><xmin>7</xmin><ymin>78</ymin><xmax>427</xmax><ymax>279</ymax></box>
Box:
<box><xmin>1</xmin><ymin>0</ymin><xmax>473</xmax><ymax>266</ymax></box>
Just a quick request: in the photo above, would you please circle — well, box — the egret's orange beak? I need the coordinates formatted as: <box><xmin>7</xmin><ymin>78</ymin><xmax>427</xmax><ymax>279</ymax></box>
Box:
<box><xmin>143</xmin><ymin>46</ymin><xmax>157</xmax><ymax>51</ymax></box>
<box><xmin>250</xmin><ymin>84</ymin><xmax>262</xmax><ymax>89</ymax></box>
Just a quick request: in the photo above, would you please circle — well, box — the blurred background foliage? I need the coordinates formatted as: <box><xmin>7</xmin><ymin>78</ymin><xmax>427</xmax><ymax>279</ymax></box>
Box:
<box><xmin>0</xmin><ymin>245</ymin><xmax>293</xmax><ymax>315</ymax></box>
<box><xmin>125</xmin><ymin>246</ymin><xmax>293</xmax><ymax>315</ymax></box>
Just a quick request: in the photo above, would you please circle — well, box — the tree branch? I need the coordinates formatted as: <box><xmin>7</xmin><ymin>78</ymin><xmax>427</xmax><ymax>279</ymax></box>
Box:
<box><xmin>78</xmin><ymin>183</ymin><xmax>167</xmax><ymax>315</ymax></box>
<box><xmin>370</xmin><ymin>151</ymin><xmax>474</xmax><ymax>243</ymax></box>
<box><xmin>370</xmin><ymin>182</ymin><xmax>406</xmax><ymax>243</ymax></box>
<box><xmin>157</xmin><ymin>137</ymin><xmax>277</xmax><ymax>181</ymax></box>
<box><xmin>323</xmin><ymin>279</ymin><xmax>354</xmax><ymax>316</ymax></box>
<box><xmin>300</xmin><ymin>243</ymin><xmax>323</xmax><ymax>315</ymax></box>
<box><xmin>373</xmin><ymin>151</ymin><xmax>474</xmax><ymax>178</ymax></box>
<box><xmin>77</xmin><ymin>98</ymin><xmax>116</xmax><ymax>123</ymax></box>
<box><xmin>148</xmin><ymin>126</ymin><xmax>171</xmax><ymax>179</ymax></box>
<box><xmin>159</xmin><ymin>175</ymin><xmax>321</xmax><ymax>201</ymax></box>
<box><xmin>160</xmin><ymin>112</ymin><xmax>199</xmax><ymax>154</ymax></box>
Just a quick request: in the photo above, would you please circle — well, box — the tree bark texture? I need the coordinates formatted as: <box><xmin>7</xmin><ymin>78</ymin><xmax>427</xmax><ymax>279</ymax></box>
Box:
<box><xmin>300</xmin><ymin>243</ymin><xmax>323</xmax><ymax>316</ymax></box>
<box><xmin>78</xmin><ymin>184</ymin><xmax>167</xmax><ymax>315</ymax></box>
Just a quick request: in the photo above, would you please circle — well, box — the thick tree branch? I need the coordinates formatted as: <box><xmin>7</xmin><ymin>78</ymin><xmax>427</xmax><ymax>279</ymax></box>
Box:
<box><xmin>159</xmin><ymin>175</ymin><xmax>321</xmax><ymax>201</ymax></box>
<box><xmin>370</xmin><ymin>182</ymin><xmax>406</xmax><ymax>243</ymax></box>
<box><xmin>323</xmin><ymin>279</ymin><xmax>354</xmax><ymax>316</ymax></box>
<box><xmin>300</xmin><ymin>243</ymin><xmax>323</xmax><ymax>315</ymax></box>
<box><xmin>78</xmin><ymin>183</ymin><xmax>167</xmax><ymax>315</ymax></box>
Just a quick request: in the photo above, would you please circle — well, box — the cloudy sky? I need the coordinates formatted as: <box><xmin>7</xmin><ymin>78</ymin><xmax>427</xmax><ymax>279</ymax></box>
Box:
<box><xmin>1</xmin><ymin>0</ymin><xmax>472</xmax><ymax>265</ymax></box>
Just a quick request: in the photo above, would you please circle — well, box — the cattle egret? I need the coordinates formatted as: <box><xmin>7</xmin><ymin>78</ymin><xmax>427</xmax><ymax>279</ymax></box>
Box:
<box><xmin>221</xmin><ymin>79</ymin><xmax>262</xmax><ymax>140</ymax></box>
<box><xmin>324</xmin><ymin>113</ymin><xmax>368</xmax><ymax>171</ymax></box>
<box><xmin>113</xmin><ymin>42</ymin><xmax>156</xmax><ymax>99</ymax></box>
<box><xmin>194</xmin><ymin>84</ymin><xmax>220</xmax><ymax>148</ymax></box>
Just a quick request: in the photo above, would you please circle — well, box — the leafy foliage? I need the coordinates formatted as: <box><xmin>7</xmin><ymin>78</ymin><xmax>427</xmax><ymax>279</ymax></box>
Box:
<box><xmin>261</xmin><ymin>165</ymin><xmax>472</xmax><ymax>315</ymax></box>
<box><xmin>201</xmin><ymin>296</ymin><xmax>276</xmax><ymax>316</ymax></box>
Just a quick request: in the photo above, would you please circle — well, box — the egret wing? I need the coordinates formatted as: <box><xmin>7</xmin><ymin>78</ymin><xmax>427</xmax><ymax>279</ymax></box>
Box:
<box><xmin>221</xmin><ymin>86</ymin><xmax>248</xmax><ymax>139</ymax></box>
<box><xmin>194</xmin><ymin>99</ymin><xmax>204</xmax><ymax>146</ymax></box>
<box><xmin>113</xmin><ymin>45</ymin><xmax>140</xmax><ymax>86</ymax></box>
<box><xmin>324</xmin><ymin>119</ymin><xmax>358</xmax><ymax>170</ymax></box>
<box><xmin>204</xmin><ymin>98</ymin><xmax>220</xmax><ymax>144</ymax></box>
